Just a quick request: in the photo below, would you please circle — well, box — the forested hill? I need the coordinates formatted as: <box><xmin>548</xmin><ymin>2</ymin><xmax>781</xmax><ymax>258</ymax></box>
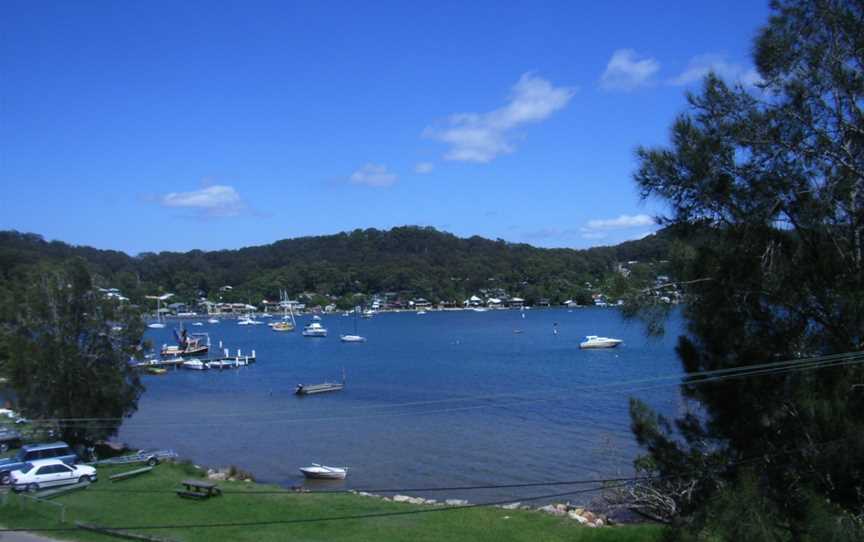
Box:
<box><xmin>0</xmin><ymin>226</ymin><xmax>672</xmax><ymax>306</ymax></box>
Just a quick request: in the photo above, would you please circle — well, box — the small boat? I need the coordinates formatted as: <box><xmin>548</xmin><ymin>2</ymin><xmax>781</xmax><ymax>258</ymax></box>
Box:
<box><xmin>272</xmin><ymin>289</ymin><xmax>297</xmax><ymax>332</ymax></box>
<box><xmin>579</xmin><ymin>335</ymin><xmax>623</xmax><ymax>349</ymax></box>
<box><xmin>192</xmin><ymin>322</ymin><xmax>204</xmax><ymax>326</ymax></box>
<box><xmin>340</xmin><ymin>309</ymin><xmax>365</xmax><ymax>342</ymax></box>
<box><xmin>417</xmin><ymin>310</ymin><xmax>427</xmax><ymax>315</ymax></box>
<box><xmin>148</xmin><ymin>322</ymin><xmax>166</xmax><ymax>329</ymax></box>
<box><xmin>207</xmin><ymin>318</ymin><xmax>219</xmax><ymax>324</ymax></box>
<box><xmin>360</xmin><ymin>310</ymin><xmax>374</xmax><ymax>319</ymax></box>
<box><xmin>299</xmin><ymin>464</ymin><xmax>347</xmax><ymax>480</ymax></box>
<box><xmin>237</xmin><ymin>316</ymin><xmax>256</xmax><ymax>326</ymax></box>
<box><xmin>312</xmin><ymin>315</ymin><xmax>322</xmax><ymax>321</ymax></box>
<box><xmin>302</xmin><ymin>322</ymin><xmax>328</xmax><ymax>337</ymax></box>
<box><xmin>182</xmin><ymin>359</ymin><xmax>207</xmax><ymax>370</ymax></box>
<box><xmin>146</xmin><ymin>367</ymin><xmax>168</xmax><ymax>375</ymax></box>
<box><xmin>472</xmin><ymin>307</ymin><xmax>488</xmax><ymax>312</ymax></box>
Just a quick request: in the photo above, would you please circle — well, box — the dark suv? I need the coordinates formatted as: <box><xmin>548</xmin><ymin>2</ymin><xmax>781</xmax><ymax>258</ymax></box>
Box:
<box><xmin>0</xmin><ymin>442</ymin><xmax>79</xmax><ymax>485</ymax></box>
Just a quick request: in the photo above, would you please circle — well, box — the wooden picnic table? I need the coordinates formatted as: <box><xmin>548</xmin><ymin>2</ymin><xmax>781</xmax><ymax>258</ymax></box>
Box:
<box><xmin>176</xmin><ymin>479</ymin><xmax>222</xmax><ymax>499</ymax></box>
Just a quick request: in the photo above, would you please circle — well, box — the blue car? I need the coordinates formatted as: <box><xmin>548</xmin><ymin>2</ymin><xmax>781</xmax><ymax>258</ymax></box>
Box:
<box><xmin>0</xmin><ymin>442</ymin><xmax>78</xmax><ymax>485</ymax></box>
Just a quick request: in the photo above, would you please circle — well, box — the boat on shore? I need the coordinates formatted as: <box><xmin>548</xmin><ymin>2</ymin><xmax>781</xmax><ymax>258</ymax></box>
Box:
<box><xmin>299</xmin><ymin>464</ymin><xmax>347</xmax><ymax>480</ymax></box>
<box><xmin>579</xmin><ymin>335</ymin><xmax>623</xmax><ymax>349</ymax></box>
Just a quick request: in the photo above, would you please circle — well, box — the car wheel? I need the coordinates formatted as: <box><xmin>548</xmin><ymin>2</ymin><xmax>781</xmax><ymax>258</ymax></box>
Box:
<box><xmin>0</xmin><ymin>472</ymin><xmax>10</xmax><ymax>485</ymax></box>
<box><xmin>78</xmin><ymin>475</ymin><xmax>92</xmax><ymax>484</ymax></box>
<box><xmin>0</xmin><ymin>443</ymin><xmax>8</xmax><ymax>453</ymax></box>
<box><xmin>146</xmin><ymin>457</ymin><xmax>158</xmax><ymax>466</ymax></box>
<box><xmin>27</xmin><ymin>483</ymin><xmax>39</xmax><ymax>493</ymax></box>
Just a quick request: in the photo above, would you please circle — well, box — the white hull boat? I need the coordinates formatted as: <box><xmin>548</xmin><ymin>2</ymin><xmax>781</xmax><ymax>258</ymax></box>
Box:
<box><xmin>148</xmin><ymin>323</ymin><xmax>166</xmax><ymax>329</ymax></box>
<box><xmin>182</xmin><ymin>359</ymin><xmax>207</xmax><ymax>370</ymax></box>
<box><xmin>299</xmin><ymin>464</ymin><xmax>347</xmax><ymax>480</ymax></box>
<box><xmin>207</xmin><ymin>318</ymin><xmax>219</xmax><ymax>324</ymax></box>
<box><xmin>340</xmin><ymin>334</ymin><xmax>366</xmax><ymax>343</ymax></box>
<box><xmin>302</xmin><ymin>322</ymin><xmax>328</xmax><ymax>337</ymax></box>
<box><xmin>579</xmin><ymin>335</ymin><xmax>623</xmax><ymax>349</ymax></box>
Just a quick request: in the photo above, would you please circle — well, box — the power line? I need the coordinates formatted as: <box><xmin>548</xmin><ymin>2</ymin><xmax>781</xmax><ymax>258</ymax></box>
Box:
<box><xmin>34</xmin><ymin>350</ymin><xmax>861</xmax><ymax>422</ymax></box>
<box><xmin>27</xmin><ymin>350</ymin><xmax>864</xmax><ymax>429</ymax></box>
<box><xmin>0</xmin><ymin>438</ymin><xmax>852</xmax><ymax>533</ymax></box>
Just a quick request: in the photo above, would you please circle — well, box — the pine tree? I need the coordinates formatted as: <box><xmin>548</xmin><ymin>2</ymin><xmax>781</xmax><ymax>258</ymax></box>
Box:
<box><xmin>628</xmin><ymin>0</ymin><xmax>864</xmax><ymax>537</ymax></box>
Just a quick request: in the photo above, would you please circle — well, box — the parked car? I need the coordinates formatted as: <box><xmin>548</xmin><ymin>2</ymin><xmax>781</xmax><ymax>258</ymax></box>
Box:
<box><xmin>11</xmin><ymin>459</ymin><xmax>97</xmax><ymax>492</ymax></box>
<box><xmin>0</xmin><ymin>442</ymin><xmax>78</xmax><ymax>485</ymax></box>
<box><xmin>0</xmin><ymin>428</ymin><xmax>22</xmax><ymax>452</ymax></box>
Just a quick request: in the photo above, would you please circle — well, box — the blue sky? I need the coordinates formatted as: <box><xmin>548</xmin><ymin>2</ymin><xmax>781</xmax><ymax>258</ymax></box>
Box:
<box><xmin>1</xmin><ymin>0</ymin><xmax>770</xmax><ymax>254</ymax></box>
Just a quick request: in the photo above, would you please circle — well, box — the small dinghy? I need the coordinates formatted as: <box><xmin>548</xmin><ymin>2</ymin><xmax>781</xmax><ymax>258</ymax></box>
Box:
<box><xmin>299</xmin><ymin>464</ymin><xmax>348</xmax><ymax>480</ymax></box>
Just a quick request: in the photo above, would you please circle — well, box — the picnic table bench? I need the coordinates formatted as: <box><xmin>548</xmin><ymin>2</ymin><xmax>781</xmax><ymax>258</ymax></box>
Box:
<box><xmin>176</xmin><ymin>479</ymin><xmax>222</xmax><ymax>500</ymax></box>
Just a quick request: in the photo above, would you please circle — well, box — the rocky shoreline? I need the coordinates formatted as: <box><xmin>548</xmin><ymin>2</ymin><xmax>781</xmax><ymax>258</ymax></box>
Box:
<box><xmin>199</xmin><ymin>464</ymin><xmax>612</xmax><ymax>528</ymax></box>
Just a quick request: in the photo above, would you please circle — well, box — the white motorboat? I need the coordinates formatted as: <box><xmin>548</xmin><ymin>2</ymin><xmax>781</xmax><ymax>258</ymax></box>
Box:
<box><xmin>182</xmin><ymin>359</ymin><xmax>207</xmax><ymax>370</ymax></box>
<box><xmin>417</xmin><ymin>310</ymin><xmax>427</xmax><ymax>315</ymax></box>
<box><xmin>579</xmin><ymin>335</ymin><xmax>623</xmax><ymax>349</ymax></box>
<box><xmin>302</xmin><ymin>322</ymin><xmax>328</xmax><ymax>337</ymax></box>
<box><xmin>192</xmin><ymin>322</ymin><xmax>204</xmax><ymax>326</ymax></box>
<box><xmin>238</xmin><ymin>316</ymin><xmax>263</xmax><ymax>326</ymax></box>
<box><xmin>340</xmin><ymin>334</ymin><xmax>366</xmax><ymax>343</ymax></box>
<box><xmin>147</xmin><ymin>322</ymin><xmax>166</xmax><ymax>329</ymax></box>
<box><xmin>207</xmin><ymin>318</ymin><xmax>219</xmax><ymax>324</ymax></box>
<box><xmin>299</xmin><ymin>464</ymin><xmax>347</xmax><ymax>480</ymax></box>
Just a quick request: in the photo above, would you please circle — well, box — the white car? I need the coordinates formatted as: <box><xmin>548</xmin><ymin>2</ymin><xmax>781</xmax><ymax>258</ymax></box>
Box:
<box><xmin>11</xmin><ymin>459</ymin><xmax>97</xmax><ymax>492</ymax></box>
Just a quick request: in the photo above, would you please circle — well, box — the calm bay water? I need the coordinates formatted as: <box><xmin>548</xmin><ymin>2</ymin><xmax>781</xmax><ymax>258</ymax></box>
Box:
<box><xmin>120</xmin><ymin>308</ymin><xmax>684</xmax><ymax>501</ymax></box>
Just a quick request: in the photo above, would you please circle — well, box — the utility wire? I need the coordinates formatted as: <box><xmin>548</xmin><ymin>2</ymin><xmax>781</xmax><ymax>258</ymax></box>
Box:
<box><xmin>1</xmin><ymin>437</ymin><xmax>854</xmax><ymax>533</ymax></box>
<box><xmin>25</xmin><ymin>350</ymin><xmax>864</xmax><ymax>423</ymax></box>
<box><xmin>29</xmin><ymin>351</ymin><xmax>864</xmax><ymax>429</ymax></box>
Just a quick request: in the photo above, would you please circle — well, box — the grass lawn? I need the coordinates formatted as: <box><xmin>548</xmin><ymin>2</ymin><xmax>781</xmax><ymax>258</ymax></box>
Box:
<box><xmin>0</xmin><ymin>462</ymin><xmax>664</xmax><ymax>541</ymax></box>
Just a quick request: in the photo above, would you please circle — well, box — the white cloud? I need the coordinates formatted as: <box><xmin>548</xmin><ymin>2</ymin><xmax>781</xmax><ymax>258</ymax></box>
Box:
<box><xmin>599</xmin><ymin>49</ymin><xmax>660</xmax><ymax>91</ymax></box>
<box><xmin>415</xmin><ymin>162</ymin><xmax>434</xmax><ymax>174</ymax></box>
<box><xmin>669</xmin><ymin>54</ymin><xmax>763</xmax><ymax>87</ymax></box>
<box><xmin>160</xmin><ymin>185</ymin><xmax>245</xmax><ymax>217</ymax></box>
<box><xmin>349</xmin><ymin>163</ymin><xmax>398</xmax><ymax>187</ymax></box>
<box><xmin>423</xmin><ymin>73</ymin><xmax>575</xmax><ymax>163</ymax></box>
<box><xmin>580</xmin><ymin>214</ymin><xmax>655</xmax><ymax>239</ymax></box>
<box><xmin>585</xmin><ymin>214</ymin><xmax>655</xmax><ymax>230</ymax></box>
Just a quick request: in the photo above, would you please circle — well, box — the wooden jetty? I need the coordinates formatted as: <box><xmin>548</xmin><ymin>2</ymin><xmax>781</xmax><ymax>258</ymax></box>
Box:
<box><xmin>295</xmin><ymin>369</ymin><xmax>346</xmax><ymax>396</ymax></box>
<box><xmin>131</xmin><ymin>348</ymin><xmax>256</xmax><ymax>370</ymax></box>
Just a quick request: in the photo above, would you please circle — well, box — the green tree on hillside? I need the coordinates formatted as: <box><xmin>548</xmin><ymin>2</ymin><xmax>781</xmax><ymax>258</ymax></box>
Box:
<box><xmin>626</xmin><ymin>0</ymin><xmax>864</xmax><ymax>538</ymax></box>
<box><xmin>1</xmin><ymin>259</ymin><xmax>145</xmax><ymax>447</ymax></box>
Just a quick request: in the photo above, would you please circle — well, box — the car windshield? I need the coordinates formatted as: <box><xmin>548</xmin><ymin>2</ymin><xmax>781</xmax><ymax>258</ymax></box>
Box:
<box><xmin>17</xmin><ymin>462</ymin><xmax>34</xmax><ymax>474</ymax></box>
